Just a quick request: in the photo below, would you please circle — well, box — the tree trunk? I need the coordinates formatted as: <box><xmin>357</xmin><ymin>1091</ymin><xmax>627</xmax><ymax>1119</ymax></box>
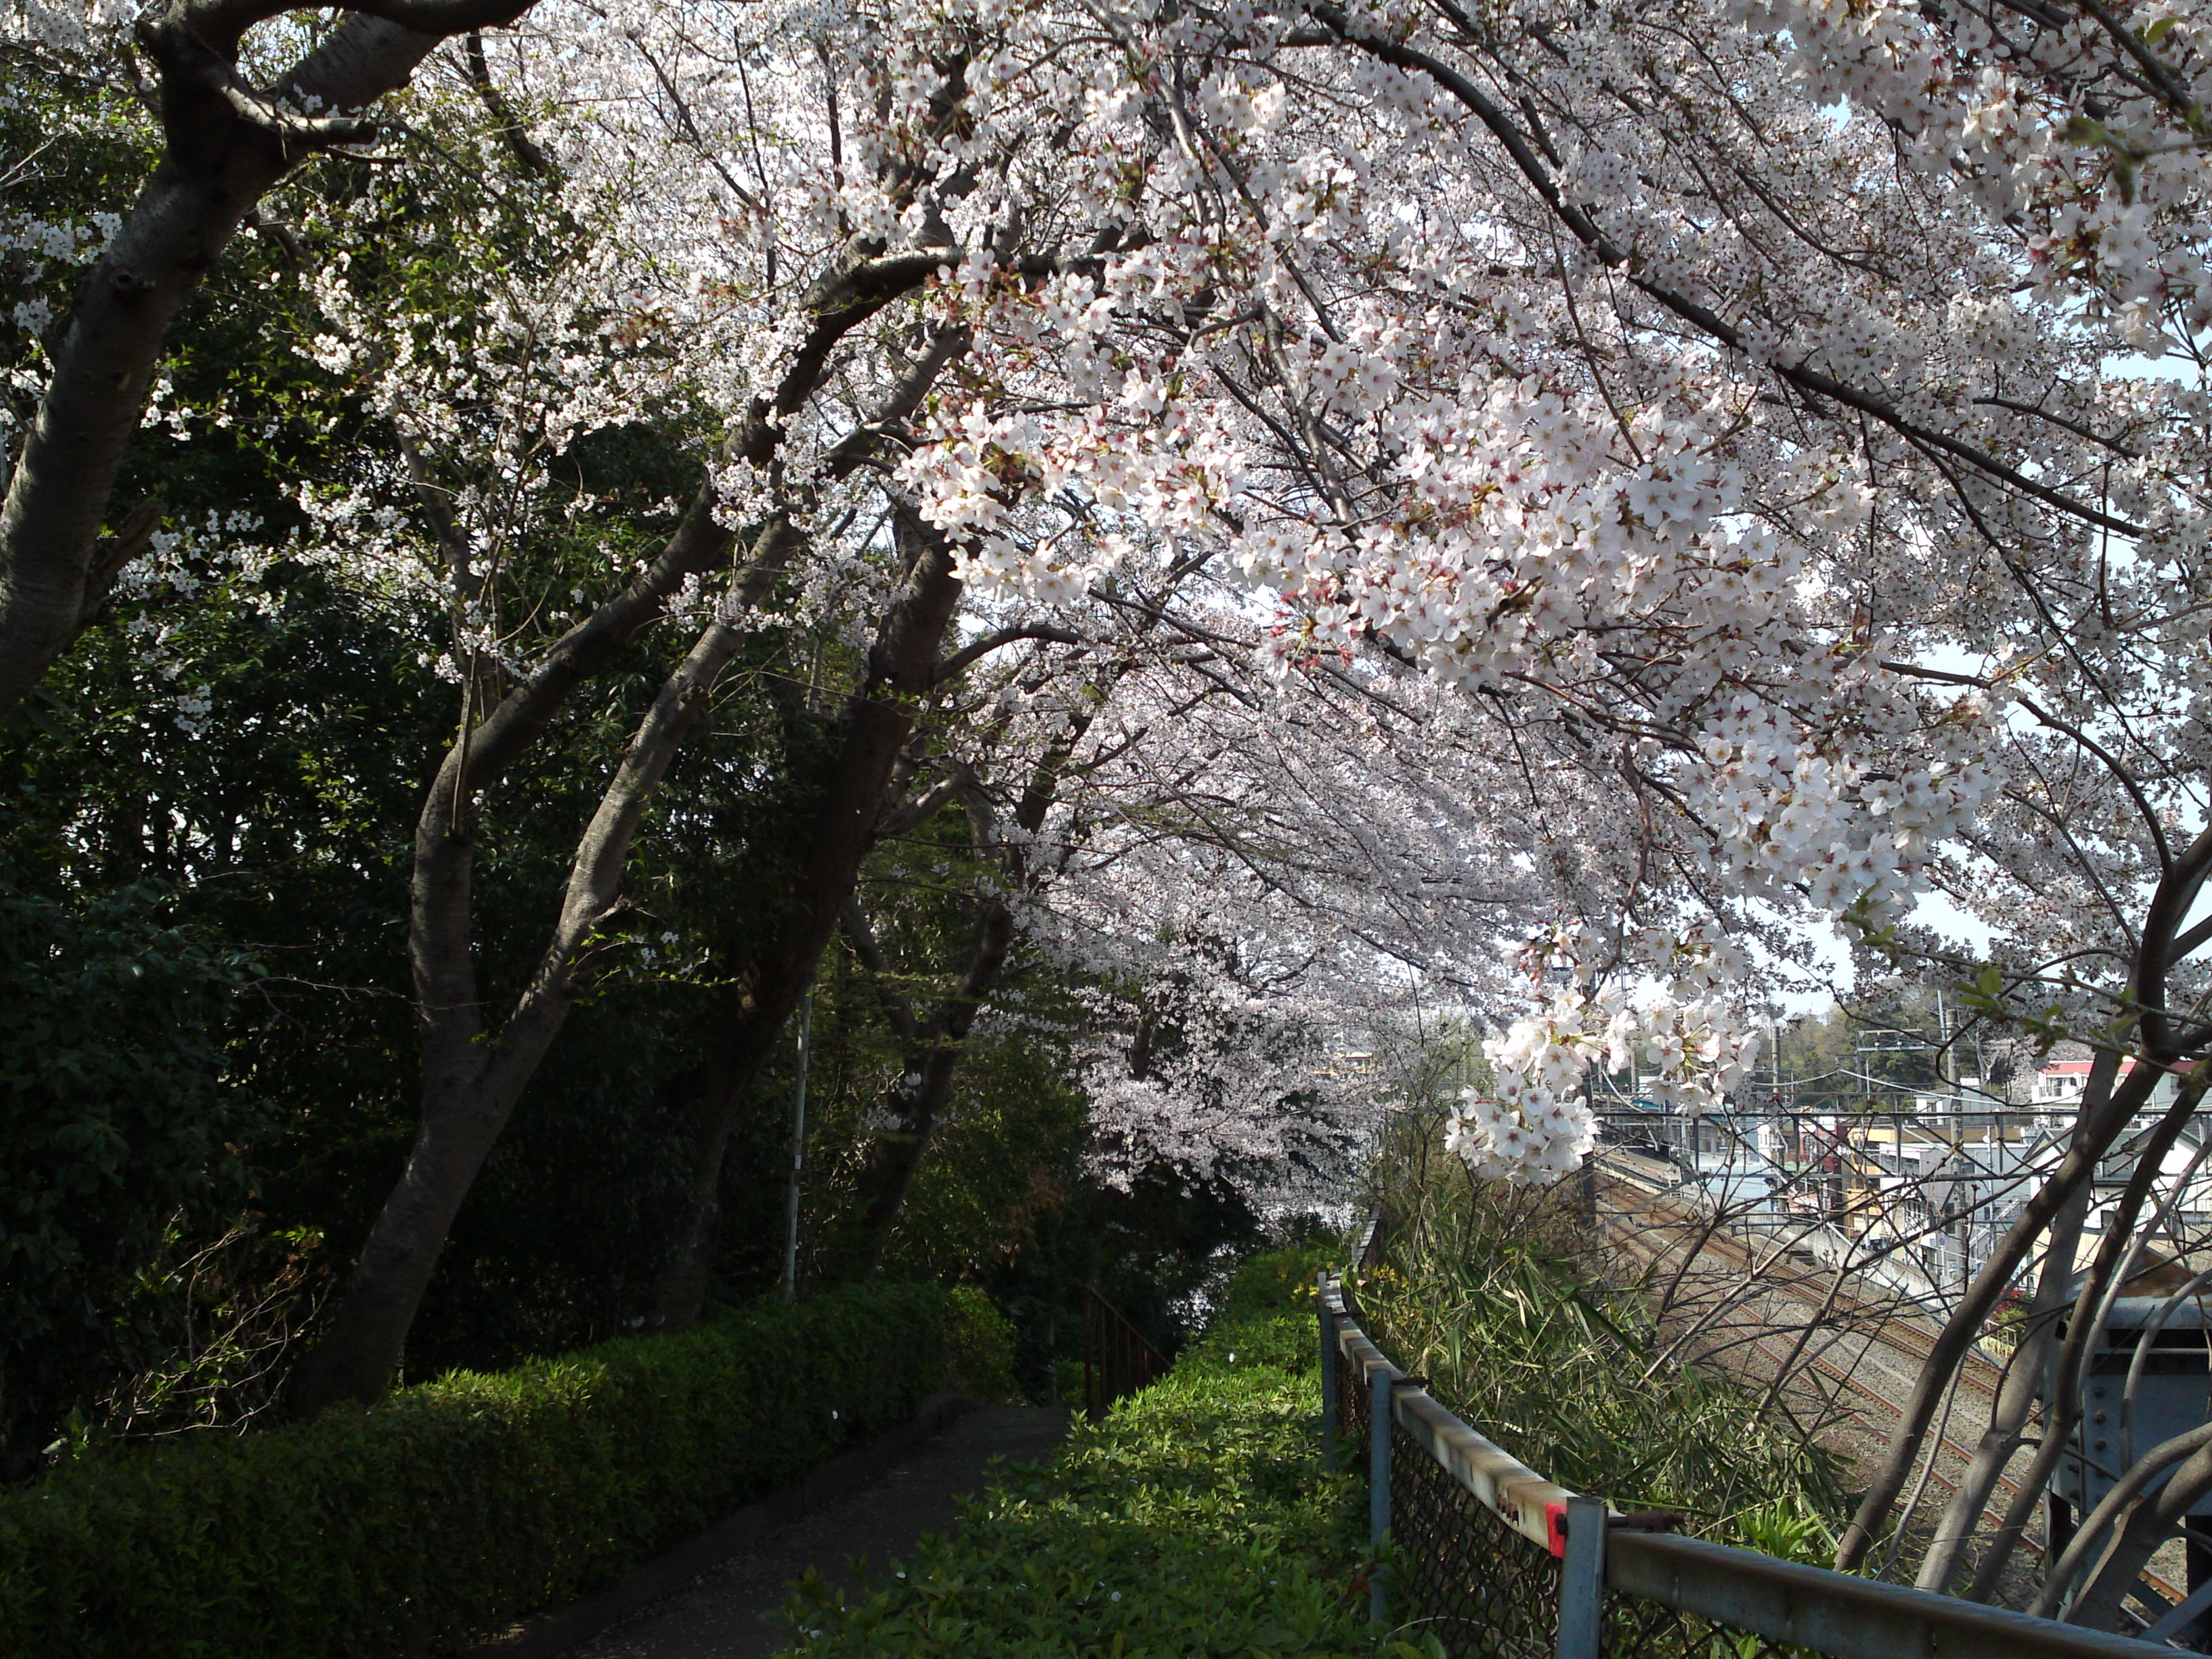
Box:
<box><xmin>0</xmin><ymin>9</ymin><xmax>507</xmax><ymax>711</ymax></box>
<box><xmin>283</xmin><ymin>308</ymin><xmax>959</xmax><ymax>1412</ymax></box>
<box><xmin>647</xmin><ymin>514</ymin><xmax>965</xmax><ymax>1327</ymax></box>
<box><xmin>1831</xmin><ymin>1055</ymin><xmax>2163</xmax><ymax>1570</ymax></box>
<box><xmin>2069</xmin><ymin>1440</ymin><xmax>2212</xmax><ymax>1631</ymax></box>
<box><xmin>287</xmin><ymin>533</ymin><xmax>779</xmax><ymax>1413</ymax></box>
<box><xmin>1911</xmin><ymin>1048</ymin><xmax>2110</xmax><ymax>1593</ymax></box>
<box><xmin>1837</xmin><ymin>824</ymin><xmax>2212</xmax><ymax>1572</ymax></box>
<box><xmin>1988</xmin><ymin>1071</ymin><xmax>2212</xmax><ymax>1607</ymax></box>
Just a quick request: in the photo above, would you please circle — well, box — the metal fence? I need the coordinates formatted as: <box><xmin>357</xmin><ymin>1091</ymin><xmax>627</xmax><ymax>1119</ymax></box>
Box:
<box><xmin>1319</xmin><ymin>1270</ymin><xmax>2181</xmax><ymax>1659</ymax></box>
<box><xmin>1081</xmin><ymin>1284</ymin><xmax>1169</xmax><ymax>1423</ymax></box>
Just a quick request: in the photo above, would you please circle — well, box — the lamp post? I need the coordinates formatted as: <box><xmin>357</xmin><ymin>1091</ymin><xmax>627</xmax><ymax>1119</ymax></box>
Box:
<box><xmin>782</xmin><ymin>989</ymin><xmax>811</xmax><ymax>1301</ymax></box>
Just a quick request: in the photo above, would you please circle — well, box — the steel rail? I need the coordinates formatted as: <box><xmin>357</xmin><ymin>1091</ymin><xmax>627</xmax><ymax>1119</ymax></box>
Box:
<box><xmin>1595</xmin><ymin>1168</ymin><xmax>2008</xmax><ymax>1394</ymax></box>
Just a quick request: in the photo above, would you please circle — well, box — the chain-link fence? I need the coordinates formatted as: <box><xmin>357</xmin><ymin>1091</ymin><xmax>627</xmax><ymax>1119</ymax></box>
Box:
<box><xmin>1392</xmin><ymin>1411</ymin><xmax>1565</xmax><ymax>1656</ymax></box>
<box><xmin>1320</xmin><ymin>1271</ymin><xmax>2178</xmax><ymax>1659</ymax></box>
<box><xmin>1598</xmin><ymin>1583</ymin><xmax>1807</xmax><ymax>1659</ymax></box>
<box><xmin>1335</xmin><ymin>1274</ymin><xmax>1562</xmax><ymax>1657</ymax></box>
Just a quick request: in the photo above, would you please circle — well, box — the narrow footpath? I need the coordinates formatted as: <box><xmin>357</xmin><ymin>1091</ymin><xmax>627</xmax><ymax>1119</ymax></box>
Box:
<box><xmin>569</xmin><ymin>1406</ymin><xmax>1070</xmax><ymax>1659</ymax></box>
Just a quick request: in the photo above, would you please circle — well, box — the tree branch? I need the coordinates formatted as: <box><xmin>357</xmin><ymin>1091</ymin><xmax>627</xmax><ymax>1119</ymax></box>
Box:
<box><xmin>0</xmin><ymin>9</ymin><xmax>502</xmax><ymax>713</ymax></box>
<box><xmin>841</xmin><ymin>894</ymin><xmax>920</xmax><ymax>1047</ymax></box>
<box><xmin>930</xmin><ymin>625</ymin><xmax>1082</xmax><ymax>684</ymax></box>
<box><xmin>878</xmin><ymin>766</ymin><xmax>972</xmax><ymax>838</ymax></box>
<box><xmin>1312</xmin><ymin>7</ymin><xmax>2144</xmax><ymax>541</ymax></box>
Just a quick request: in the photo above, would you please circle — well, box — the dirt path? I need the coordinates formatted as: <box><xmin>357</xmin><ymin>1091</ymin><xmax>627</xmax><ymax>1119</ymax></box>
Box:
<box><xmin>567</xmin><ymin>1406</ymin><xmax>1070</xmax><ymax>1659</ymax></box>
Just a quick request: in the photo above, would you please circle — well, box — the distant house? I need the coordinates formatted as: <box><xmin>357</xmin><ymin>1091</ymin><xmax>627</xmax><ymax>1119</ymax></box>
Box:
<box><xmin>2005</xmin><ymin>1039</ymin><xmax>2195</xmax><ymax>1116</ymax></box>
<box><xmin>2029</xmin><ymin>1055</ymin><xmax>2096</xmax><ymax>1107</ymax></box>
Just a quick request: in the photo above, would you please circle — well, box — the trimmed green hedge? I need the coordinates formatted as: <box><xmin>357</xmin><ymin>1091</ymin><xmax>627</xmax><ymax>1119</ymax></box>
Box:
<box><xmin>780</xmin><ymin>1249</ymin><xmax>1435</xmax><ymax>1658</ymax></box>
<box><xmin>0</xmin><ymin>1282</ymin><xmax>952</xmax><ymax>1659</ymax></box>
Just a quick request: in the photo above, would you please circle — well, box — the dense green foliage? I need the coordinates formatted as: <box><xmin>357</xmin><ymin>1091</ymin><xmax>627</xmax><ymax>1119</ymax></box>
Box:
<box><xmin>781</xmin><ymin>1248</ymin><xmax>1436</xmax><ymax>1659</ymax></box>
<box><xmin>0</xmin><ymin>53</ymin><xmax>1306</xmax><ymax>1476</ymax></box>
<box><xmin>0</xmin><ymin>1283</ymin><xmax>958</xmax><ymax>1659</ymax></box>
<box><xmin>940</xmin><ymin>1285</ymin><xmax>1020</xmax><ymax>1403</ymax></box>
<box><xmin>0</xmin><ymin>856</ymin><xmax>261</xmax><ymax>1456</ymax></box>
<box><xmin>1359</xmin><ymin>1132</ymin><xmax>1847</xmax><ymax>1551</ymax></box>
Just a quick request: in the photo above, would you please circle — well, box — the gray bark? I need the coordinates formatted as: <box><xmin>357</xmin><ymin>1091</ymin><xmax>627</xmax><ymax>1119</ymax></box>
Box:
<box><xmin>1984</xmin><ymin>1070</ymin><xmax>2212</xmax><ymax>1611</ymax></box>
<box><xmin>285</xmin><ymin>522</ymin><xmax>786</xmax><ymax>1413</ymax></box>
<box><xmin>1912</xmin><ymin>1051</ymin><xmax>2106</xmax><ymax>1592</ymax></box>
<box><xmin>1834</xmin><ymin>820</ymin><xmax>2212</xmax><ymax>1572</ymax></box>
<box><xmin>2066</xmin><ymin>1436</ymin><xmax>2212</xmax><ymax>1630</ymax></box>
<box><xmin>286</xmin><ymin>264</ymin><xmax>959</xmax><ymax>1412</ymax></box>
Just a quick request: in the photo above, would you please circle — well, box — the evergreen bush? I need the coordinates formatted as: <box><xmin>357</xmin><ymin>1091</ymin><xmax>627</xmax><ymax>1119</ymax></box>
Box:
<box><xmin>0</xmin><ymin>1282</ymin><xmax>952</xmax><ymax>1658</ymax></box>
<box><xmin>940</xmin><ymin>1285</ymin><xmax>1020</xmax><ymax>1403</ymax></box>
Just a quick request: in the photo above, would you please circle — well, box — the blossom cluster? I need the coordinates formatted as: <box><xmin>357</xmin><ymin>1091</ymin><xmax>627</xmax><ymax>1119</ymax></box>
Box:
<box><xmin>1450</xmin><ymin>982</ymin><xmax>1761</xmax><ymax>1185</ymax></box>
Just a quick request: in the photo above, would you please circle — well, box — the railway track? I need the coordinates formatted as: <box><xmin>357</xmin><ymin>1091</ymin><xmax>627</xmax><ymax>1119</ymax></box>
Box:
<box><xmin>1597</xmin><ymin>1178</ymin><xmax>2195</xmax><ymax>1612</ymax></box>
<box><xmin>1594</xmin><ymin>1165</ymin><xmax>2006</xmax><ymax>1394</ymax></box>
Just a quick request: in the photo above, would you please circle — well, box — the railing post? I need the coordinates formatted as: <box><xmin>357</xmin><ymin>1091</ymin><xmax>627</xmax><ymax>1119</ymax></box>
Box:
<box><xmin>1557</xmin><ymin>1494</ymin><xmax>1607</xmax><ymax>1659</ymax></box>
<box><xmin>1318</xmin><ymin>1271</ymin><xmax>1338</xmax><ymax>1474</ymax></box>
<box><xmin>1370</xmin><ymin>1361</ymin><xmax>1392</xmax><ymax>1627</ymax></box>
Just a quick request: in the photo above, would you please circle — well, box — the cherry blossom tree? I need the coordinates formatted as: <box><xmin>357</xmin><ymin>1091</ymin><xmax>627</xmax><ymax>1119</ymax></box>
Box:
<box><xmin>283</xmin><ymin>1</ymin><xmax>1083</xmax><ymax>1398</ymax></box>
<box><xmin>0</xmin><ymin>1</ymin><xmax>555</xmax><ymax>708</ymax></box>
<box><xmin>857</xmin><ymin>0</ymin><xmax>2212</xmax><ymax>1604</ymax></box>
<box><xmin>17</xmin><ymin>0</ymin><xmax>2212</xmax><ymax>1610</ymax></box>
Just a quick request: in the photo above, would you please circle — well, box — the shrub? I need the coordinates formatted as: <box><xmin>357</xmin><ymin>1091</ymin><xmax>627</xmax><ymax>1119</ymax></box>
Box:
<box><xmin>0</xmin><ymin>1282</ymin><xmax>950</xmax><ymax>1659</ymax></box>
<box><xmin>940</xmin><ymin>1284</ymin><xmax>1018</xmax><ymax>1403</ymax></box>
<box><xmin>1180</xmin><ymin>1241</ymin><xmax>1338</xmax><ymax>1375</ymax></box>
<box><xmin>1359</xmin><ymin>1172</ymin><xmax>1847</xmax><ymax>1541</ymax></box>
<box><xmin>781</xmin><ymin>1249</ymin><xmax>1435</xmax><ymax>1659</ymax></box>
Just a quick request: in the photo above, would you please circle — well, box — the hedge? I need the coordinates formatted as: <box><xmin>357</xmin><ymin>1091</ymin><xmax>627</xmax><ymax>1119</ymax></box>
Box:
<box><xmin>0</xmin><ymin>1281</ymin><xmax>956</xmax><ymax>1659</ymax></box>
<box><xmin>940</xmin><ymin>1284</ymin><xmax>1019</xmax><ymax>1403</ymax></box>
<box><xmin>779</xmin><ymin>1247</ymin><xmax>1437</xmax><ymax>1658</ymax></box>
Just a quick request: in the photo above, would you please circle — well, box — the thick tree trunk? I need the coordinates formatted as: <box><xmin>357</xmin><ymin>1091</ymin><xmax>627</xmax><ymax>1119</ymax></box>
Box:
<box><xmin>285</xmin><ymin>311</ymin><xmax>958</xmax><ymax>1411</ymax></box>
<box><xmin>647</xmin><ymin>517</ymin><xmax>965</xmax><ymax>1327</ymax></box>
<box><xmin>288</xmin><ymin>595</ymin><xmax>756</xmax><ymax>1408</ymax></box>
<box><xmin>280</xmin><ymin>1046</ymin><xmax>516</xmax><ymax>1407</ymax></box>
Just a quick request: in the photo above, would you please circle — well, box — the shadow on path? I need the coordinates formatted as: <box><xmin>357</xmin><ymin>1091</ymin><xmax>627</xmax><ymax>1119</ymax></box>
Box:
<box><xmin>570</xmin><ymin>1406</ymin><xmax>1071</xmax><ymax>1659</ymax></box>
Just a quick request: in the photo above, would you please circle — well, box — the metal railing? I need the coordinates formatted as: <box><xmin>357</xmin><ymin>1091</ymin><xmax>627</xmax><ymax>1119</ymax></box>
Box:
<box><xmin>1081</xmin><ymin>1284</ymin><xmax>1169</xmax><ymax>1423</ymax></box>
<box><xmin>1318</xmin><ymin>1270</ymin><xmax>2180</xmax><ymax>1659</ymax></box>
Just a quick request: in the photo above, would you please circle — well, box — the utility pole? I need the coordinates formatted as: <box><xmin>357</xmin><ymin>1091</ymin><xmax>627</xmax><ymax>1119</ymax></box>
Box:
<box><xmin>1937</xmin><ymin>987</ymin><xmax>1957</xmax><ymax>1103</ymax></box>
<box><xmin>782</xmin><ymin>989</ymin><xmax>812</xmax><ymax>1302</ymax></box>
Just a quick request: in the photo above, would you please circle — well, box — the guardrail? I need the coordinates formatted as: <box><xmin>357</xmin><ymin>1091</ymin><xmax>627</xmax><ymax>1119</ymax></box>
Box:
<box><xmin>1318</xmin><ymin>1270</ymin><xmax>2180</xmax><ymax>1658</ymax></box>
<box><xmin>1081</xmin><ymin>1284</ymin><xmax>1169</xmax><ymax>1423</ymax></box>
